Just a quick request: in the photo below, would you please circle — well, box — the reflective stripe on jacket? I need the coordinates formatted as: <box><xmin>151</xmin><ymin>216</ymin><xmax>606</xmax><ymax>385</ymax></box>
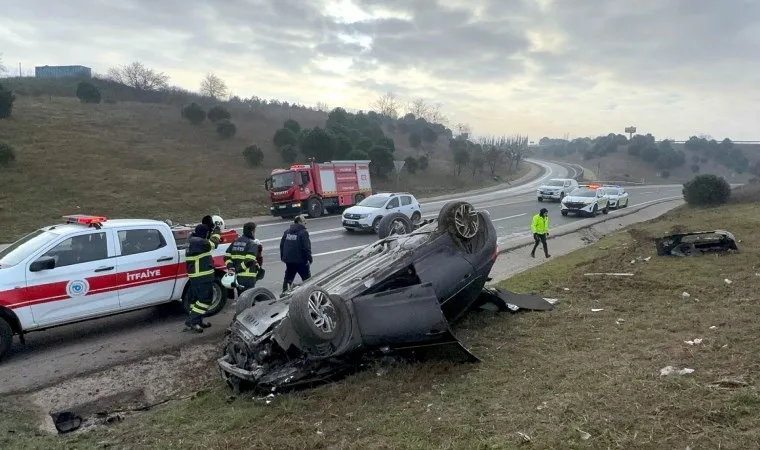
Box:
<box><xmin>224</xmin><ymin>235</ymin><xmax>260</xmax><ymax>278</ymax></box>
<box><xmin>531</xmin><ymin>214</ymin><xmax>549</xmax><ymax>234</ymax></box>
<box><xmin>186</xmin><ymin>232</ymin><xmax>220</xmax><ymax>280</ymax></box>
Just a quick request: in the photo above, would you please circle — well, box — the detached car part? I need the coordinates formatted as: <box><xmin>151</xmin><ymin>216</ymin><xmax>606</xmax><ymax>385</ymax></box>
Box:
<box><xmin>655</xmin><ymin>230</ymin><xmax>738</xmax><ymax>256</ymax></box>
<box><xmin>218</xmin><ymin>200</ymin><xmax>506</xmax><ymax>393</ymax></box>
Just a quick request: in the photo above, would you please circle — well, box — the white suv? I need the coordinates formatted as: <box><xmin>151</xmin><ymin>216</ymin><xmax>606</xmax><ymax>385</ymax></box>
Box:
<box><xmin>537</xmin><ymin>178</ymin><xmax>579</xmax><ymax>202</ymax></box>
<box><xmin>342</xmin><ymin>192</ymin><xmax>422</xmax><ymax>233</ymax></box>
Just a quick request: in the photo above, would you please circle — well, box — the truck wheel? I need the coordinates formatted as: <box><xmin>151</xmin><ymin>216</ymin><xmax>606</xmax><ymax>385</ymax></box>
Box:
<box><xmin>377</xmin><ymin>212</ymin><xmax>413</xmax><ymax>239</ymax></box>
<box><xmin>354</xmin><ymin>193</ymin><xmax>365</xmax><ymax>204</ymax></box>
<box><xmin>235</xmin><ymin>287</ymin><xmax>277</xmax><ymax>315</ymax></box>
<box><xmin>0</xmin><ymin>318</ymin><xmax>13</xmax><ymax>362</ymax></box>
<box><xmin>182</xmin><ymin>281</ymin><xmax>227</xmax><ymax>317</ymax></box>
<box><xmin>307</xmin><ymin>198</ymin><xmax>323</xmax><ymax>218</ymax></box>
<box><xmin>289</xmin><ymin>287</ymin><xmax>349</xmax><ymax>351</ymax></box>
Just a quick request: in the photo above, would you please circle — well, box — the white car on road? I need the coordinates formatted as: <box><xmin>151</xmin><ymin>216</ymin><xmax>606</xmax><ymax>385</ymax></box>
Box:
<box><xmin>599</xmin><ymin>185</ymin><xmax>630</xmax><ymax>209</ymax></box>
<box><xmin>537</xmin><ymin>178</ymin><xmax>579</xmax><ymax>202</ymax></box>
<box><xmin>342</xmin><ymin>192</ymin><xmax>422</xmax><ymax>233</ymax></box>
<box><xmin>560</xmin><ymin>185</ymin><xmax>610</xmax><ymax>217</ymax></box>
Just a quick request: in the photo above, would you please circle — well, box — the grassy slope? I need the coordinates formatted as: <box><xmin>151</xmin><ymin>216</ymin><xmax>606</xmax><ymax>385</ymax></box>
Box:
<box><xmin>2</xmin><ymin>197</ymin><xmax>758</xmax><ymax>449</ymax></box>
<box><xmin>0</xmin><ymin>96</ymin><xmax>528</xmax><ymax>242</ymax></box>
<box><xmin>549</xmin><ymin>143</ymin><xmax>760</xmax><ymax>184</ymax></box>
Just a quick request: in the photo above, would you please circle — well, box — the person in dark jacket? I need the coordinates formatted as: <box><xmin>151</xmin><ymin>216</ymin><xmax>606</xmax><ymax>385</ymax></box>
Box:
<box><xmin>224</xmin><ymin>222</ymin><xmax>262</xmax><ymax>293</ymax></box>
<box><xmin>280</xmin><ymin>215</ymin><xmax>312</xmax><ymax>295</ymax></box>
<box><xmin>184</xmin><ymin>223</ymin><xmax>221</xmax><ymax>333</ymax></box>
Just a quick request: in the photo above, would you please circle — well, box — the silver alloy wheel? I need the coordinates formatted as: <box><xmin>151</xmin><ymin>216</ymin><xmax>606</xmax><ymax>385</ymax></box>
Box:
<box><xmin>454</xmin><ymin>203</ymin><xmax>479</xmax><ymax>238</ymax></box>
<box><xmin>307</xmin><ymin>290</ymin><xmax>336</xmax><ymax>333</ymax></box>
<box><xmin>210</xmin><ymin>283</ymin><xmax>223</xmax><ymax>309</ymax></box>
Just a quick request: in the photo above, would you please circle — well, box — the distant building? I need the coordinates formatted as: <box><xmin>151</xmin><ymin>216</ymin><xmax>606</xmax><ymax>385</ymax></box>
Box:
<box><xmin>35</xmin><ymin>65</ymin><xmax>92</xmax><ymax>79</ymax></box>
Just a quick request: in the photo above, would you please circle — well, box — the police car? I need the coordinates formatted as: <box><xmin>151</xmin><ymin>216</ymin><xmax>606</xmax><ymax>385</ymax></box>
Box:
<box><xmin>560</xmin><ymin>185</ymin><xmax>610</xmax><ymax>217</ymax></box>
<box><xmin>0</xmin><ymin>215</ymin><xmax>238</xmax><ymax>361</ymax></box>
<box><xmin>599</xmin><ymin>185</ymin><xmax>630</xmax><ymax>209</ymax></box>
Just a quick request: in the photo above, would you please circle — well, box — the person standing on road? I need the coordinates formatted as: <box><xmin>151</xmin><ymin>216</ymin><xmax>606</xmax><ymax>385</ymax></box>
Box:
<box><xmin>280</xmin><ymin>215</ymin><xmax>312</xmax><ymax>296</ymax></box>
<box><xmin>224</xmin><ymin>222</ymin><xmax>263</xmax><ymax>293</ymax></box>
<box><xmin>530</xmin><ymin>208</ymin><xmax>551</xmax><ymax>259</ymax></box>
<box><xmin>184</xmin><ymin>222</ymin><xmax>222</xmax><ymax>333</ymax></box>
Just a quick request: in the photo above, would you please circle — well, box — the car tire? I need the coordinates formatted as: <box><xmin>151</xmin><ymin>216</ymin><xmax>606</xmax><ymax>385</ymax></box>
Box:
<box><xmin>372</xmin><ymin>216</ymin><xmax>382</xmax><ymax>233</ymax></box>
<box><xmin>438</xmin><ymin>201</ymin><xmax>480</xmax><ymax>240</ymax></box>
<box><xmin>307</xmin><ymin>197</ymin><xmax>323</xmax><ymax>218</ymax></box>
<box><xmin>411</xmin><ymin>211</ymin><xmax>421</xmax><ymax>224</ymax></box>
<box><xmin>182</xmin><ymin>280</ymin><xmax>227</xmax><ymax>317</ymax></box>
<box><xmin>235</xmin><ymin>287</ymin><xmax>278</xmax><ymax>315</ymax></box>
<box><xmin>603</xmin><ymin>205</ymin><xmax>609</xmax><ymax>214</ymax></box>
<box><xmin>590</xmin><ymin>205</ymin><xmax>598</xmax><ymax>217</ymax></box>
<box><xmin>559</xmin><ymin>192</ymin><xmax>565</xmax><ymax>201</ymax></box>
<box><xmin>0</xmin><ymin>318</ymin><xmax>13</xmax><ymax>362</ymax></box>
<box><xmin>289</xmin><ymin>287</ymin><xmax>349</xmax><ymax>349</ymax></box>
<box><xmin>538</xmin><ymin>197</ymin><xmax>543</xmax><ymax>202</ymax></box>
<box><xmin>377</xmin><ymin>212</ymin><xmax>414</xmax><ymax>239</ymax></box>
<box><xmin>561</xmin><ymin>210</ymin><xmax>568</xmax><ymax>216</ymax></box>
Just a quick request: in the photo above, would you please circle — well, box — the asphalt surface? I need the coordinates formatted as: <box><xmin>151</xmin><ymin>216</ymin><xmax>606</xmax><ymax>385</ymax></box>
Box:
<box><xmin>0</xmin><ymin>160</ymin><xmax>684</xmax><ymax>394</ymax></box>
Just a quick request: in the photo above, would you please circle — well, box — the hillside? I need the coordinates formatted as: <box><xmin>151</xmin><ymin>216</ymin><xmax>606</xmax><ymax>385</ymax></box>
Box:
<box><xmin>534</xmin><ymin>135</ymin><xmax>760</xmax><ymax>184</ymax></box>
<box><xmin>0</xmin><ymin>81</ymin><xmax>529</xmax><ymax>242</ymax></box>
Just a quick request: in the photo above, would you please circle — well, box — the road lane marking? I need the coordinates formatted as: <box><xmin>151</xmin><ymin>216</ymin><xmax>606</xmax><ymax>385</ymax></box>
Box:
<box><xmin>492</xmin><ymin>213</ymin><xmax>528</xmax><ymax>222</ymax></box>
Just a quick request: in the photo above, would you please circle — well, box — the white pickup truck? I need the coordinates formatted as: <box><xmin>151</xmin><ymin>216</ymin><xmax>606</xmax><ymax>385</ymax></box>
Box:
<box><xmin>0</xmin><ymin>215</ymin><xmax>239</xmax><ymax>361</ymax></box>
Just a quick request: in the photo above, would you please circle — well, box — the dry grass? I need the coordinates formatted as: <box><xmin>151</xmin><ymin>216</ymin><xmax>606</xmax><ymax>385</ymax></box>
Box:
<box><xmin>0</xmin><ymin>96</ymin><xmax>526</xmax><ymax>242</ymax></box>
<box><xmin>2</xmin><ymin>200</ymin><xmax>759</xmax><ymax>449</ymax></box>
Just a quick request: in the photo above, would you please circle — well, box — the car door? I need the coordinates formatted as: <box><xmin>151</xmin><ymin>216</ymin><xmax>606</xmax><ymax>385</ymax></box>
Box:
<box><xmin>115</xmin><ymin>227</ymin><xmax>179</xmax><ymax>309</ymax></box>
<box><xmin>26</xmin><ymin>229</ymin><xmax>120</xmax><ymax>327</ymax></box>
<box><xmin>597</xmin><ymin>190</ymin><xmax>608</xmax><ymax>208</ymax></box>
<box><xmin>384</xmin><ymin>196</ymin><xmax>401</xmax><ymax>216</ymax></box>
<box><xmin>400</xmin><ymin>195</ymin><xmax>414</xmax><ymax>217</ymax></box>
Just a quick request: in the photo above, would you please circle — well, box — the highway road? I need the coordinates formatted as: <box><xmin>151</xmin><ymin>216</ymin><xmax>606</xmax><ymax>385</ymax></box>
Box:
<box><xmin>0</xmin><ymin>160</ymin><xmax>684</xmax><ymax>394</ymax></box>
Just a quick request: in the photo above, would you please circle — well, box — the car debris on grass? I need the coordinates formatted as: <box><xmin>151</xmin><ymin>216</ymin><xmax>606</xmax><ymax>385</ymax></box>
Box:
<box><xmin>655</xmin><ymin>229</ymin><xmax>739</xmax><ymax>256</ymax></box>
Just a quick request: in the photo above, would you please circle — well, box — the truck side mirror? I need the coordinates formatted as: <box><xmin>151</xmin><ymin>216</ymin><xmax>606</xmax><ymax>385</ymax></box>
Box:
<box><xmin>30</xmin><ymin>256</ymin><xmax>56</xmax><ymax>272</ymax></box>
<box><xmin>264</xmin><ymin>177</ymin><xmax>272</xmax><ymax>190</ymax></box>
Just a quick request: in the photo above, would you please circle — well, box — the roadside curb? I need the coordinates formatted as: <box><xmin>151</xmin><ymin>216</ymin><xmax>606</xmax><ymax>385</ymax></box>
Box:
<box><xmin>496</xmin><ymin>196</ymin><xmax>685</xmax><ymax>255</ymax></box>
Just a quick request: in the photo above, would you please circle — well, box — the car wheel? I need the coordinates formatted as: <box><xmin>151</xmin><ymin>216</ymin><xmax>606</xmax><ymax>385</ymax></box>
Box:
<box><xmin>440</xmin><ymin>201</ymin><xmax>480</xmax><ymax>239</ymax></box>
<box><xmin>307</xmin><ymin>198</ymin><xmax>323</xmax><ymax>218</ymax></box>
<box><xmin>235</xmin><ymin>287</ymin><xmax>278</xmax><ymax>315</ymax></box>
<box><xmin>289</xmin><ymin>287</ymin><xmax>349</xmax><ymax>349</ymax></box>
<box><xmin>354</xmin><ymin>193</ymin><xmax>365</xmax><ymax>205</ymax></box>
<box><xmin>372</xmin><ymin>216</ymin><xmax>382</xmax><ymax>233</ymax></box>
<box><xmin>411</xmin><ymin>211</ymin><xmax>421</xmax><ymax>224</ymax></box>
<box><xmin>559</xmin><ymin>192</ymin><xmax>565</xmax><ymax>201</ymax></box>
<box><xmin>603</xmin><ymin>205</ymin><xmax>609</xmax><ymax>214</ymax></box>
<box><xmin>590</xmin><ymin>205</ymin><xmax>598</xmax><ymax>217</ymax></box>
<box><xmin>538</xmin><ymin>197</ymin><xmax>543</xmax><ymax>202</ymax></box>
<box><xmin>561</xmin><ymin>210</ymin><xmax>568</xmax><ymax>216</ymax></box>
<box><xmin>182</xmin><ymin>280</ymin><xmax>227</xmax><ymax>317</ymax></box>
<box><xmin>0</xmin><ymin>318</ymin><xmax>12</xmax><ymax>362</ymax></box>
<box><xmin>377</xmin><ymin>212</ymin><xmax>413</xmax><ymax>239</ymax></box>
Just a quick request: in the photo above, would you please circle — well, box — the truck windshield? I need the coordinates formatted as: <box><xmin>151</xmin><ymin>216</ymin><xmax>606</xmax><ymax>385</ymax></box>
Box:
<box><xmin>358</xmin><ymin>196</ymin><xmax>389</xmax><ymax>208</ymax></box>
<box><xmin>0</xmin><ymin>229</ymin><xmax>59</xmax><ymax>267</ymax></box>
<box><xmin>270</xmin><ymin>172</ymin><xmax>296</xmax><ymax>191</ymax></box>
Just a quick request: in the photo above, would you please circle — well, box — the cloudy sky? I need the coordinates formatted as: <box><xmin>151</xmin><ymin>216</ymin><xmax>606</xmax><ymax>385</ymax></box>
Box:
<box><xmin>2</xmin><ymin>0</ymin><xmax>758</xmax><ymax>140</ymax></box>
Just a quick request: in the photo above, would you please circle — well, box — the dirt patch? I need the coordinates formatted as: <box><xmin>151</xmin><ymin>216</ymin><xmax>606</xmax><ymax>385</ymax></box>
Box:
<box><xmin>28</xmin><ymin>343</ymin><xmax>219</xmax><ymax>435</ymax></box>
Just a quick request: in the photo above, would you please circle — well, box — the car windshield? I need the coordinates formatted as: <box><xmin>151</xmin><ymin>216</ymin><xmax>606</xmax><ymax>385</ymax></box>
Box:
<box><xmin>271</xmin><ymin>172</ymin><xmax>296</xmax><ymax>190</ymax></box>
<box><xmin>0</xmin><ymin>229</ymin><xmax>59</xmax><ymax>267</ymax></box>
<box><xmin>572</xmin><ymin>189</ymin><xmax>597</xmax><ymax>198</ymax></box>
<box><xmin>546</xmin><ymin>180</ymin><xmax>564</xmax><ymax>187</ymax></box>
<box><xmin>602</xmin><ymin>188</ymin><xmax>619</xmax><ymax>195</ymax></box>
<box><xmin>358</xmin><ymin>196</ymin><xmax>389</xmax><ymax>208</ymax></box>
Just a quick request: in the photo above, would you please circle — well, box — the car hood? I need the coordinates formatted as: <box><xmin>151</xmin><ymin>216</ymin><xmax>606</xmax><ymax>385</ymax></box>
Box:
<box><xmin>563</xmin><ymin>195</ymin><xmax>596</xmax><ymax>203</ymax></box>
<box><xmin>538</xmin><ymin>185</ymin><xmax>563</xmax><ymax>190</ymax></box>
<box><xmin>343</xmin><ymin>206</ymin><xmax>379</xmax><ymax>216</ymax></box>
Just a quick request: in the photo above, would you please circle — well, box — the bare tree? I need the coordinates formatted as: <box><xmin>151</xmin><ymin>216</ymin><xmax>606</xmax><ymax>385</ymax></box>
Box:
<box><xmin>427</xmin><ymin>102</ymin><xmax>447</xmax><ymax>125</ymax></box>
<box><xmin>455</xmin><ymin>123</ymin><xmax>472</xmax><ymax>139</ymax></box>
<box><xmin>371</xmin><ymin>92</ymin><xmax>401</xmax><ymax>119</ymax></box>
<box><xmin>0</xmin><ymin>53</ymin><xmax>6</xmax><ymax>75</ymax></box>
<box><xmin>315</xmin><ymin>101</ymin><xmax>330</xmax><ymax>112</ymax></box>
<box><xmin>409</xmin><ymin>98</ymin><xmax>430</xmax><ymax>120</ymax></box>
<box><xmin>200</xmin><ymin>73</ymin><xmax>228</xmax><ymax>99</ymax></box>
<box><xmin>107</xmin><ymin>61</ymin><xmax>170</xmax><ymax>91</ymax></box>
<box><xmin>505</xmin><ymin>134</ymin><xmax>530</xmax><ymax>169</ymax></box>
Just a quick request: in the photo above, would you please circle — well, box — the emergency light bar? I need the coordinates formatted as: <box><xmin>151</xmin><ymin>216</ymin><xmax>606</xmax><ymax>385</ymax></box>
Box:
<box><xmin>63</xmin><ymin>215</ymin><xmax>108</xmax><ymax>228</ymax></box>
<box><xmin>289</xmin><ymin>164</ymin><xmax>309</xmax><ymax>169</ymax></box>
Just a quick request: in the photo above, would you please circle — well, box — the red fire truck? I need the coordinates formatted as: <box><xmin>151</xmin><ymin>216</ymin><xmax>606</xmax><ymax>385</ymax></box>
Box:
<box><xmin>264</xmin><ymin>160</ymin><xmax>373</xmax><ymax>219</ymax></box>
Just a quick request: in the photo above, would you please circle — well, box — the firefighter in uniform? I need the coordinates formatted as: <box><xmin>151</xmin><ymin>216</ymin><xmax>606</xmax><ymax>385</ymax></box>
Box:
<box><xmin>184</xmin><ymin>222</ymin><xmax>221</xmax><ymax>333</ymax></box>
<box><xmin>224</xmin><ymin>222</ymin><xmax>262</xmax><ymax>293</ymax></box>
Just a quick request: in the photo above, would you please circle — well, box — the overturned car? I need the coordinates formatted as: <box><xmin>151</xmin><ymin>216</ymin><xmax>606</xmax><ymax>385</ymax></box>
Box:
<box><xmin>655</xmin><ymin>229</ymin><xmax>739</xmax><ymax>257</ymax></box>
<box><xmin>218</xmin><ymin>201</ymin><xmax>509</xmax><ymax>393</ymax></box>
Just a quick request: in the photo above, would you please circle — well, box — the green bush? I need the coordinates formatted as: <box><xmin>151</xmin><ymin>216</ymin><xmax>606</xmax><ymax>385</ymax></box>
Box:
<box><xmin>417</xmin><ymin>155</ymin><xmax>429</xmax><ymax>171</ymax></box>
<box><xmin>283</xmin><ymin>119</ymin><xmax>301</xmax><ymax>135</ymax></box>
<box><xmin>181</xmin><ymin>103</ymin><xmax>206</xmax><ymax>125</ymax></box>
<box><xmin>0</xmin><ymin>83</ymin><xmax>16</xmax><ymax>119</ymax></box>
<box><xmin>216</xmin><ymin>119</ymin><xmax>237</xmax><ymax>139</ymax></box>
<box><xmin>0</xmin><ymin>142</ymin><xmax>16</xmax><ymax>167</ymax></box>
<box><xmin>368</xmin><ymin>145</ymin><xmax>393</xmax><ymax>177</ymax></box>
<box><xmin>243</xmin><ymin>145</ymin><xmax>264</xmax><ymax>167</ymax></box>
<box><xmin>404</xmin><ymin>156</ymin><xmax>418</xmax><ymax>174</ymax></box>
<box><xmin>207</xmin><ymin>105</ymin><xmax>231</xmax><ymax>123</ymax></box>
<box><xmin>76</xmin><ymin>81</ymin><xmax>101</xmax><ymax>104</ymax></box>
<box><xmin>682</xmin><ymin>174</ymin><xmax>731</xmax><ymax>206</ymax></box>
<box><xmin>279</xmin><ymin>144</ymin><xmax>298</xmax><ymax>164</ymax></box>
<box><xmin>273</xmin><ymin>128</ymin><xmax>297</xmax><ymax>149</ymax></box>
